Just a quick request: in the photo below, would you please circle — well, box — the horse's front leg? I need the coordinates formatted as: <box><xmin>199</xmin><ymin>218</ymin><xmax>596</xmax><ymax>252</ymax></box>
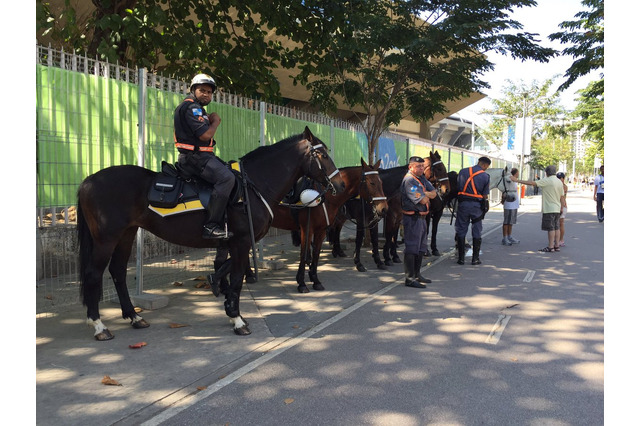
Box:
<box><xmin>353</xmin><ymin>224</ymin><xmax>366</xmax><ymax>272</ymax></box>
<box><xmin>309</xmin><ymin>232</ymin><xmax>325</xmax><ymax>291</ymax></box>
<box><xmin>225</xmin><ymin>249</ymin><xmax>250</xmax><ymax>335</ymax></box>
<box><xmin>296</xmin><ymin>231</ymin><xmax>311</xmax><ymax>293</ymax></box>
<box><xmin>108</xmin><ymin>228</ymin><xmax>150</xmax><ymax>332</ymax></box>
<box><xmin>430</xmin><ymin>210</ymin><xmax>443</xmax><ymax>256</ymax></box>
<box><xmin>370</xmin><ymin>224</ymin><xmax>386</xmax><ymax>270</ymax></box>
<box><xmin>329</xmin><ymin>225</ymin><xmax>347</xmax><ymax>258</ymax></box>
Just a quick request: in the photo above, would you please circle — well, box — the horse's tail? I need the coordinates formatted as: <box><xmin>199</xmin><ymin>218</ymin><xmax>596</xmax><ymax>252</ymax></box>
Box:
<box><xmin>76</xmin><ymin>196</ymin><xmax>102</xmax><ymax>305</ymax></box>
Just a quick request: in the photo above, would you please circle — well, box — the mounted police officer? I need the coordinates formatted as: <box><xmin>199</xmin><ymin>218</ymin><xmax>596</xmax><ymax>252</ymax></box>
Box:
<box><xmin>400</xmin><ymin>156</ymin><xmax>437</xmax><ymax>288</ymax></box>
<box><xmin>455</xmin><ymin>156</ymin><xmax>491</xmax><ymax>265</ymax></box>
<box><xmin>174</xmin><ymin>73</ymin><xmax>235</xmax><ymax>239</ymax></box>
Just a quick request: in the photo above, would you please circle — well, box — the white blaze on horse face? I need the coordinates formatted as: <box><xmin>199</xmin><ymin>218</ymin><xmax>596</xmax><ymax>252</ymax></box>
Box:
<box><xmin>87</xmin><ymin>318</ymin><xmax>108</xmax><ymax>336</ymax></box>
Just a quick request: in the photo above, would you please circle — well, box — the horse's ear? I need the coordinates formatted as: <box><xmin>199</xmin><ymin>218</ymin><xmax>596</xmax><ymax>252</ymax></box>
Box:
<box><xmin>361</xmin><ymin>157</ymin><xmax>367</xmax><ymax>167</ymax></box>
<box><xmin>373</xmin><ymin>159</ymin><xmax>382</xmax><ymax>169</ymax></box>
<box><xmin>303</xmin><ymin>126</ymin><xmax>313</xmax><ymax>141</ymax></box>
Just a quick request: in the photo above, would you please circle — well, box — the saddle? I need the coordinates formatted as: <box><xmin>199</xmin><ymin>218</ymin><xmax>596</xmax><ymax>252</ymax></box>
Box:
<box><xmin>147</xmin><ymin>161</ymin><xmax>243</xmax><ymax>216</ymax></box>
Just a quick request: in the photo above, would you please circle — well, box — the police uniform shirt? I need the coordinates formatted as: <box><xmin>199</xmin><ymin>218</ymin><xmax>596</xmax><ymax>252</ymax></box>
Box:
<box><xmin>174</xmin><ymin>94</ymin><xmax>215</xmax><ymax>154</ymax></box>
<box><xmin>401</xmin><ymin>172</ymin><xmax>435</xmax><ymax>213</ymax></box>
<box><xmin>457</xmin><ymin>164</ymin><xmax>490</xmax><ymax>202</ymax></box>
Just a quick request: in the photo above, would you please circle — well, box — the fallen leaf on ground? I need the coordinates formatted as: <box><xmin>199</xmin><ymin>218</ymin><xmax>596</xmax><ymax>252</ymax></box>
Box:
<box><xmin>284</xmin><ymin>398</ymin><xmax>295</xmax><ymax>404</ymax></box>
<box><xmin>194</xmin><ymin>281</ymin><xmax>210</xmax><ymax>289</ymax></box>
<box><xmin>129</xmin><ymin>342</ymin><xmax>147</xmax><ymax>349</ymax></box>
<box><xmin>134</xmin><ymin>306</ymin><xmax>143</xmax><ymax>313</ymax></box>
<box><xmin>194</xmin><ymin>276</ymin><xmax>207</xmax><ymax>281</ymax></box>
<box><xmin>172</xmin><ymin>281</ymin><xmax>183</xmax><ymax>286</ymax></box>
<box><xmin>169</xmin><ymin>323</ymin><xmax>189</xmax><ymax>328</ymax></box>
<box><xmin>102</xmin><ymin>375</ymin><xmax>122</xmax><ymax>386</ymax></box>
<box><xmin>197</xmin><ymin>386</ymin><xmax>207</xmax><ymax>391</ymax></box>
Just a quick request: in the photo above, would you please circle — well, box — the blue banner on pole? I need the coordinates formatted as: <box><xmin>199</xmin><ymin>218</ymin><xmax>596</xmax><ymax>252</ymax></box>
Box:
<box><xmin>377</xmin><ymin>136</ymin><xmax>399</xmax><ymax>168</ymax></box>
<box><xmin>507</xmin><ymin>125</ymin><xmax>515</xmax><ymax>150</ymax></box>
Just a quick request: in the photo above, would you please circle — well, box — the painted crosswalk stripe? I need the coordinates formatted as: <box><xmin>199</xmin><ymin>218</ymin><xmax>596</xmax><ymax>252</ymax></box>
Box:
<box><xmin>524</xmin><ymin>270</ymin><xmax>536</xmax><ymax>282</ymax></box>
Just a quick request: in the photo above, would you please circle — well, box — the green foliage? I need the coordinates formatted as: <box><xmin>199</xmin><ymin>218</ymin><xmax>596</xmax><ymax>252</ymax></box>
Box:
<box><xmin>479</xmin><ymin>78</ymin><xmax>565</xmax><ymax>149</ymax></box>
<box><xmin>255</xmin><ymin>0</ymin><xmax>555</xmax><ymax>163</ymax></box>
<box><xmin>36</xmin><ymin>0</ymin><xmax>288</xmax><ymax>100</ymax></box>
<box><xmin>570</xmin><ymin>79</ymin><xmax>604</xmax><ymax>160</ymax></box>
<box><xmin>549</xmin><ymin>0</ymin><xmax>604</xmax><ymax>92</ymax></box>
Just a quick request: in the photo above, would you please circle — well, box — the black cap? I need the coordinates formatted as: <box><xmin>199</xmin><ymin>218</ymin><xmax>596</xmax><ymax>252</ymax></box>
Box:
<box><xmin>409</xmin><ymin>156</ymin><xmax>424</xmax><ymax>163</ymax></box>
<box><xmin>556</xmin><ymin>172</ymin><xmax>565</xmax><ymax>179</ymax></box>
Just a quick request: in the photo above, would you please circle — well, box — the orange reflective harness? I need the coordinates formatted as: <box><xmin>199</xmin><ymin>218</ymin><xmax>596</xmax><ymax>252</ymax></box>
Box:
<box><xmin>402</xmin><ymin>173</ymin><xmax>430</xmax><ymax>216</ymax></box>
<box><xmin>458</xmin><ymin>167</ymin><xmax>485</xmax><ymax>200</ymax></box>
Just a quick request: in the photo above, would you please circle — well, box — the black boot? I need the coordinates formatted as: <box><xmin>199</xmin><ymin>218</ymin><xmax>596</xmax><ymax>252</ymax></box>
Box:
<box><xmin>404</xmin><ymin>254</ymin><xmax>425</xmax><ymax>288</ymax></box>
<box><xmin>471</xmin><ymin>238</ymin><xmax>482</xmax><ymax>265</ymax></box>
<box><xmin>414</xmin><ymin>253</ymin><xmax>431</xmax><ymax>284</ymax></box>
<box><xmin>203</xmin><ymin>196</ymin><xmax>233</xmax><ymax>239</ymax></box>
<box><xmin>456</xmin><ymin>236</ymin><xmax>466</xmax><ymax>265</ymax></box>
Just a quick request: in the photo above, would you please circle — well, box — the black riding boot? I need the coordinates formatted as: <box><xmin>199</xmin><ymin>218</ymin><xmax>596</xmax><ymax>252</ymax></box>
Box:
<box><xmin>404</xmin><ymin>254</ymin><xmax>425</xmax><ymax>288</ymax></box>
<box><xmin>456</xmin><ymin>236</ymin><xmax>466</xmax><ymax>265</ymax></box>
<box><xmin>203</xmin><ymin>195</ymin><xmax>233</xmax><ymax>239</ymax></box>
<box><xmin>471</xmin><ymin>238</ymin><xmax>482</xmax><ymax>265</ymax></box>
<box><xmin>414</xmin><ymin>253</ymin><xmax>431</xmax><ymax>284</ymax></box>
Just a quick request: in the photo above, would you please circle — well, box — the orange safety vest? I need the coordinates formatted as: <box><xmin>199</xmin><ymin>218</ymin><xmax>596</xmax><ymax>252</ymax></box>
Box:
<box><xmin>458</xmin><ymin>167</ymin><xmax>486</xmax><ymax>199</ymax></box>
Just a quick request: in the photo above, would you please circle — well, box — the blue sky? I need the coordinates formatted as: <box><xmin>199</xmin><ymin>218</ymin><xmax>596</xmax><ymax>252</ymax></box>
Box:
<box><xmin>457</xmin><ymin>0</ymin><xmax>602</xmax><ymax>124</ymax></box>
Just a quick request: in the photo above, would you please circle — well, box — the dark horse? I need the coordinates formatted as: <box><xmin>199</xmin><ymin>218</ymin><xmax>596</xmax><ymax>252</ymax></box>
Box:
<box><xmin>76</xmin><ymin>127</ymin><xmax>345</xmax><ymax>339</ymax></box>
<box><xmin>328</xmin><ymin>151</ymin><xmax>450</xmax><ymax>270</ymax></box>
<box><xmin>214</xmin><ymin>159</ymin><xmax>388</xmax><ymax>294</ymax></box>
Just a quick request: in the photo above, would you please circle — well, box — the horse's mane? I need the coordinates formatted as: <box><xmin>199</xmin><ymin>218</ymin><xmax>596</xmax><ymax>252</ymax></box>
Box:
<box><xmin>240</xmin><ymin>133</ymin><xmax>327</xmax><ymax>163</ymax></box>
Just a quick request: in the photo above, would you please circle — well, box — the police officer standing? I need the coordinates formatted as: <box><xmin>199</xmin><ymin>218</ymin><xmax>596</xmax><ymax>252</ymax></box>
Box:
<box><xmin>174</xmin><ymin>74</ymin><xmax>235</xmax><ymax>239</ymax></box>
<box><xmin>401</xmin><ymin>156</ymin><xmax>437</xmax><ymax>288</ymax></box>
<box><xmin>455</xmin><ymin>157</ymin><xmax>492</xmax><ymax>265</ymax></box>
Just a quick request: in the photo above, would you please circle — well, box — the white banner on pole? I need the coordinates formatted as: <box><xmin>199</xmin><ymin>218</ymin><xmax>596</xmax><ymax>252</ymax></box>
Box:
<box><xmin>514</xmin><ymin>117</ymin><xmax>533</xmax><ymax>157</ymax></box>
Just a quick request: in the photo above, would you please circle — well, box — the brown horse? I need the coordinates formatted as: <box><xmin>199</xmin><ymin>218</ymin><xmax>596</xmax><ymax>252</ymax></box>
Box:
<box><xmin>76</xmin><ymin>127</ymin><xmax>345</xmax><ymax>339</ymax></box>
<box><xmin>273</xmin><ymin>158</ymin><xmax>388</xmax><ymax>293</ymax></box>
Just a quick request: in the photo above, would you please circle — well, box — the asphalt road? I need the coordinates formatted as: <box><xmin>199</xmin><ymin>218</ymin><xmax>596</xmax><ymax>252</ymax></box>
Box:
<box><xmin>36</xmin><ymin>187</ymin><xmax>604</xmax><ymax>425</ymax></box>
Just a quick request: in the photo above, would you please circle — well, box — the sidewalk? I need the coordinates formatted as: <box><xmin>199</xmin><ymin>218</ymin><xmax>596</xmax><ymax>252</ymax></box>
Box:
<box><xmin>36</xmin><ymin>188</ymin><xmax>602</xmax><ymax>425</ymax></box>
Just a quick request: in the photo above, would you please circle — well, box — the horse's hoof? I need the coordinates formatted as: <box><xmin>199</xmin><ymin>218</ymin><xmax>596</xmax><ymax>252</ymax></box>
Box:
<box><xmin>356</xmin><ymin>264</ymin><xmax>367</xmax><ymax>272</ymax></box>
<box><xmin>432</xmin><ymin>249</ymin><xmax>441</xmax><ymax>257</ymax></box>
<box><xmin>384</xmin><ymin>259</ymin><xmax>393</xmax><ymax>266</ymax></box>
<box><xmin>234</xmin><ymin>325</ymin><xmax>251</xmax><ymax>336</ymax></box>
<box><xmin>245</xmin><ymin>275</ymin><xmax>257</xmax><ymax>284</ymax></box>
<box><xmin>312</xmin><ymin>283</ymin><xmax>325</xmax><ymax>291</ymax></box>
<box><xmin>376</xmin><ymin>263</ymin><xmax>387</xmax><ymax>270</ymax></box>
<box><xmin>393</xmin><ymin>257</ymin><xmax>402</xmax><ymax>264</ymax></box>
<box><xmin>131</xmin><ymin>319</ymin><xmax>150</xmax><ymax>329</ymax></box>
<box><xmin>95</xmin><ymin>329</ymin><xmax>115</xmax><ymax>341</ymax></box>
<box><xmin>298</xmin><ymin>285</ymin><xmax>310</xmax><ymax>293</ymax></box>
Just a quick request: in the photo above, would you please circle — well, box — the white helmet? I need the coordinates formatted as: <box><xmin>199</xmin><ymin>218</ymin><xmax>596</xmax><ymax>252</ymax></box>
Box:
<box><xmin>190</xmin><ymin>73</ymin><xmax>217</xmax><ymax>92</ymax></box>
<box><xmin>299</xmin><ymin>189</ymin><xmax>322</xmax><ymax>207</ymax></box>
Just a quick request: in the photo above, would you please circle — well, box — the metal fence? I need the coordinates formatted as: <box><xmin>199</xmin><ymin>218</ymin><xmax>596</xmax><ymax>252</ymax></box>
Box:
<box><xmin>35</xmin><ymin>45</ymin><xmax>522</xmax><ymax>316</ymax></box>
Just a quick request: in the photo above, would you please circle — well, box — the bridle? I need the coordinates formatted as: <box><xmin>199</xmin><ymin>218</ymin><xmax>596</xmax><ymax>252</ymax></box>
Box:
<box><xmin>428</xmin><ymin>158</ymin><xmax>450</xmax><ymax>198</ymax></box>
<box><xmin>358</xmin><ymin>168</ymin><xmax>387</xmax><ymax>225</ymax></box>
<box><xmin>308</xmin><ymin>141</ymin><xmax>340</xmax><ymax>196</ymax></box>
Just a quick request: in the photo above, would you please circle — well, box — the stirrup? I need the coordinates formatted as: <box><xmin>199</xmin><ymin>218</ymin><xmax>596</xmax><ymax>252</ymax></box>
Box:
<box><xmin>203</xmin><ymin>224</ymin><xmax>232</xmax><ymax>239</ymax></box>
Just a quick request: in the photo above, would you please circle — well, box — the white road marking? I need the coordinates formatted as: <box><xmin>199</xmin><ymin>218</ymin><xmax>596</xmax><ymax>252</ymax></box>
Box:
<box><xmin>485</xmin><ymin>314</ymin><xmax>511</xmax><ymax>345</ymax></box>
<box><xmin>524</xmin><ymin>270</ymin><xmax>536</xmax><ymax>282</ymax></box>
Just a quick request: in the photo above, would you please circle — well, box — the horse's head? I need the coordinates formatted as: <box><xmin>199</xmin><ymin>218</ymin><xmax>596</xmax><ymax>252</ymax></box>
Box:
<box><xmin>302</xmin><ymin>126</ymin><xmax>345</xmax><ymax>195</ymax></box>
<box><xmin>359</xmin><ymin>158</ymin><xmax>388</xmax><ymax>220</ymax></box>
<box><xmin>429</xmin><ymin>150</ymin><xmax>450</xmax><ymax>195</ymax></box>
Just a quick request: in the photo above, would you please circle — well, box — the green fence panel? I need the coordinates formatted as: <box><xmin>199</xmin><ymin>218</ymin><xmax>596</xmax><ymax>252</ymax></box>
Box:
<box><xmin>333</xmin><ymin>128</ymin><xmax>366</xmax><ymax>167</ymax></box>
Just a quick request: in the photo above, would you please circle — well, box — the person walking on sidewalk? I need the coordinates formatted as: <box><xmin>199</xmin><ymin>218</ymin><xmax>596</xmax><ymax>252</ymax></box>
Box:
<box><xmin>455</xmin><ymin>156</ymin><xmax>491</xmax><ymax>265</ymax></box>
<box><xmin>401</xmin><ymin>156</ymin><xmax>437</xmax><ymax>288</ymax></box>
<box><xmin>557</xmin><ymin>172</ymin><xmax>568</xmax><ymax>246</ymax></box>
<box><xmin>502</xmin><ymin>168</ymin><xmax>521</xmax><ymax>246</ymax></box>
<box><xmin>511</xmin><ymin>165</ymin><xmax>565</xmax><ymax>252</ymax></box>
<box><xmin>593</xmin><ymin>165</ymin><xmax>604</xmax><ymax>222</ymax></box>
